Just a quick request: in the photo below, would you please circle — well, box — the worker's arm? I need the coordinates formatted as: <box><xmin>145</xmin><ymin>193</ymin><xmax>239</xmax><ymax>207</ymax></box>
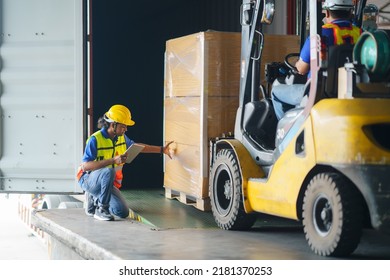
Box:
<box><xmin>296</xmin><ymin>37</ymin><xmax>310</xmax><ymax>75</ymax></box>
<box><xmin>82</xmin><ymin>155</ymin><xmax>127</xmax><ymax>172</ymax></box>
<box><xmin>139</xmin><ymin>140</ymin><xmax>174</xmax><ymax>159</ymax></box>
<box><xmin>295</xmin><ymin>58</ymin><xmax>310</xmax><ymax>75</ymax></box>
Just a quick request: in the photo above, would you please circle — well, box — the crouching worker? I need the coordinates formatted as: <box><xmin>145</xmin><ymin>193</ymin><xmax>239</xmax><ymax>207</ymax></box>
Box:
<box><xmin>76</xmin><ymin>104</ymin><xmax>173</xmax><ymax>221</ymax></box>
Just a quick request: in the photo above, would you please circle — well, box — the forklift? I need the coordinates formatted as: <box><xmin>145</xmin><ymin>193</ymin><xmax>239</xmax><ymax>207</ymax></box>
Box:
<box><xmin>208</xmin><ymin>0</ymin><xmax>390</xmax><ymax>257</ymax></box>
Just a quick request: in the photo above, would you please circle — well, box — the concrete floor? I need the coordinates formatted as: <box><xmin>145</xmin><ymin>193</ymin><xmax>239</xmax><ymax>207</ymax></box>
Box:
<box><xmin>30</xmin><ymin>189</ymin><xmax>324</xmax><ymax>260</ymax></box>
<box><xmin>0</xmin><ymin>194</ymin><xmax>48</xmax><ymax>260</ymax></box>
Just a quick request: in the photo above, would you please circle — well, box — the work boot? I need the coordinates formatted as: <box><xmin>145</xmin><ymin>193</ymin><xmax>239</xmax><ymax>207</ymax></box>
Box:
<box><xmin>94</xmin><ymin>205</ymin><xmax>114</xmax><ymax>221</ymax></box>
<box><xmin>84</xmin><ymin>192</ymin><xmax>96</xmax><ymax>217</ymax></box>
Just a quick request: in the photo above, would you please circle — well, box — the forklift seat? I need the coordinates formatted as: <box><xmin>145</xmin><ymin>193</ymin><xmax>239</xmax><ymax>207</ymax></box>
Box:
<box><xmin>325</xmin><ymin>44</ymin><xmax>354</xmax><ymax>97</ymax></box>
<box><xmin>243</xmin><ymin>98</ymin><xmax>277</xmax><ymax>150</ymax></box>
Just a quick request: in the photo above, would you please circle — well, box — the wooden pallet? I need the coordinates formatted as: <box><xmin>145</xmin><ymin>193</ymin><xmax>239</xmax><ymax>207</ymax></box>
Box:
<box><xmin>164</xmin><ymin>187</ymin><xmax>211</xmax><ymax>212</ymax></box>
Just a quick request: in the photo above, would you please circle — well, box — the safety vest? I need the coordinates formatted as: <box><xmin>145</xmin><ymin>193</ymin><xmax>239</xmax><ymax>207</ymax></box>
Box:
<box><xmin>322</xmin><ymin>23</ymin><xmax>361</xmax><ymax>45</ymax></box>
<box><xmin>320</xmin><ymin>22</ymin><xmax>361</xmax><ymax>61</ymax></box>
<box><xmin>77</xmin><ymin>131</ymin><xmax>127</xmax><ymax>188</ymax></box>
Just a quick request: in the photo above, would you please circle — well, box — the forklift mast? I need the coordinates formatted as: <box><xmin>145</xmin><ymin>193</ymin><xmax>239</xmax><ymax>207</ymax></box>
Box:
<box><xmin>239</xmin><ymin>0</ymin><xmax>264</xmax><ymax>109</ymax></box>
<box><xmin>234</xmin><ymin>0</ymin><xmax>275</xmax><ymax>161</ymax></box>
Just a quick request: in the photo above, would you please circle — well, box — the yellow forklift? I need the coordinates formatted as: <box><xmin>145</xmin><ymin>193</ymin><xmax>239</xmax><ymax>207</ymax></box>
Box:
<box><xmin>209</xmin><ymin>0</ymin><xmax>390</xmax><ymax>257</ymax></box>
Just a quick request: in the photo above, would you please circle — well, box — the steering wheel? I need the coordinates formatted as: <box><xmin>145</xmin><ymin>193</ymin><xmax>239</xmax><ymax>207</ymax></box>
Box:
<box><xmin>284</xmin><ymin>53</ymin><xmax>300</xmax><ymax>75</ymax></box>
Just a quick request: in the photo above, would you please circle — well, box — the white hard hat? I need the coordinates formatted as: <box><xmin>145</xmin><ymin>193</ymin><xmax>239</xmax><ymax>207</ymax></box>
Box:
<box><xmin>323</xmin><ymin>0</ymin><xmax>354</xmax><ymax>10</ymax></box>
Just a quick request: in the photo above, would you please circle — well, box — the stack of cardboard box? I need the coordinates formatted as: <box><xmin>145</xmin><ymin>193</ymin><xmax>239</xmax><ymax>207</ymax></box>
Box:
<box><xmin>163</xmin><ymin>31</ymin><xmax>240</xmax><ymax>210</ymax></box>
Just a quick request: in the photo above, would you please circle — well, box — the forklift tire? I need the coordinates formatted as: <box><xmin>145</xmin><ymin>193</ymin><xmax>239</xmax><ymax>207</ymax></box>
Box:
<box><xmin>302</xmin><ymin>172</ymin><xmax>364</xmax><ymax>257</ymax></box>
<box><xmin>209</xmin><ymin>149</ymin><xmax>256</xmax><ymax>230</ymax></box>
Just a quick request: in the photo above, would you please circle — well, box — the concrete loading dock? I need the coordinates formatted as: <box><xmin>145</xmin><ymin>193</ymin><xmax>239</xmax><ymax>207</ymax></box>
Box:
<box><xmin>31</xmin><ymin>189</ymin><xmax>390</xmax><ymax>260</ymax></box>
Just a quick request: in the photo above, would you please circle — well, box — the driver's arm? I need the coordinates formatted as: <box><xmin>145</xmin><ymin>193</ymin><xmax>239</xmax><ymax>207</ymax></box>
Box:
<box><xmin>296</xmin><ymin>59</ymin><xmax>309</xmax><ymax>75</ymax></box>
<box><xmin>295</xmin><ymin>36</ymin><xmax>310</xmax><ymax>75</ymax></box>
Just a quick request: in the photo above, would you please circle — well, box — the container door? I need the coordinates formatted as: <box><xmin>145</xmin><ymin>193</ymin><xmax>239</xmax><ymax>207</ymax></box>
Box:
<box><xmin>0</xmin><ymin>0</ymin><xmax>85</xmax><ymax>193</ymax></box>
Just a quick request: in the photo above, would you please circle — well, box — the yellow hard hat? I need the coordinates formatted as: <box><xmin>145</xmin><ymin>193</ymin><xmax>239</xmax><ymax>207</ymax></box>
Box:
<box><xmin>104</xmin><ymin>104</ymin><xmax>135</xmax><ymax>126</ymax></box>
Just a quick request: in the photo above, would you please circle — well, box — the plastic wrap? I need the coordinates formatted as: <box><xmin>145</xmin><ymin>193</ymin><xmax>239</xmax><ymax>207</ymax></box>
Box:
<box><xmin>164</xmin><ymin>96</ymin><xmax>238</xmax><ymax>198</ymax></box>
<box><xmin>163</xmin><ymin>31</ymin><xmax>241</xmax><ymax>199</ymax></box>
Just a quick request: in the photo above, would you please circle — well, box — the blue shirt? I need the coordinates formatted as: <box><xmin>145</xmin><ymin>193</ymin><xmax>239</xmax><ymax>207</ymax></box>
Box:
<box><xmin>299</xmin><ymin>37</ymin><xmax>311</xmax><ymax>78</ymax></box>
<box><xmin>300</xmin><ymin>36</ymin><xmax>311</xmax><ymax>65</ymax></box>
<box><xmin>299</xmin><ymin>19</ymin><xmax>356</xmax><ymax>78</ymax></box>
<box><xmin>82</xmin><ymin>127</ymin><xmax>134</xmax><ymax>162</ymax></box>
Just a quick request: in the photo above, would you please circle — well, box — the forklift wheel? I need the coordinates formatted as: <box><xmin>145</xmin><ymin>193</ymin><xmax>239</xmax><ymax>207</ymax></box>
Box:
<box><xmin>209</xmin><ymin>149</ymin><xmax>256</xmax><ymax>230</ymax></box>
<box><xmin>302</xmin><ymin>172</ymin><xmax>364</xmax><ymax>257</ymax></box>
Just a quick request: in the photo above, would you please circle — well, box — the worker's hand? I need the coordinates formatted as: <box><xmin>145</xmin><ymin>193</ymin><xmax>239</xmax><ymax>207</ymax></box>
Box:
<box><xmin>162</xmin><ymin>141</ymin><xmax>175</xmax><ymax>159</ymax></box>
<box><xmin>113</xmin><ymin>154</ymin><xmax>127</xmax><ymax>165</ymax></box>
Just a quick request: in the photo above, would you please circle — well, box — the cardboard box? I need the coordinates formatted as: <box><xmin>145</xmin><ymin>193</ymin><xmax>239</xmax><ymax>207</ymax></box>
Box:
<box><xmin>165</xmin><ymin>31</ymin><xmax>241</xmax><ymax>98</ymax></box>
<box><xmin>163</xmin><ymin>143</ymin><xmax>208</xmax><ymax>198</ymax></box>
<box><xmin>164</xmin><ymin>96</ymin><xmax>238</xmax><ymax>146</ymax></box>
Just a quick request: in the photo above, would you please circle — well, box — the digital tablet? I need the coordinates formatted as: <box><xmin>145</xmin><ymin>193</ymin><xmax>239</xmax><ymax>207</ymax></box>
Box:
<box><xmin>123</xmin><ymin>143</ymin><xmax>145</xmax><ymax>164</ymax></box>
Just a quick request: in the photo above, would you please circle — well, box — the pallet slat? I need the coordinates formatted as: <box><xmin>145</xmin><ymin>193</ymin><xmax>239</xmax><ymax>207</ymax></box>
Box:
<box><xmin>165</xmin><ymin>187</ymin><xmax>211</xmax><ymax>212</ymax></box>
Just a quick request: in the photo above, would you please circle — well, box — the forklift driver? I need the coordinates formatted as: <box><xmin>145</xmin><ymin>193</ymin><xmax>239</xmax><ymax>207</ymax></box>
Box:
<box><xmin>271</xmin><ymin>0</ymin><xmax>362</xmax><ymax>120</ymax></box>
<box><xmin>76</xmin><ymin>104</ymin><xmax>173</xmax><ymax>221</ymax></box>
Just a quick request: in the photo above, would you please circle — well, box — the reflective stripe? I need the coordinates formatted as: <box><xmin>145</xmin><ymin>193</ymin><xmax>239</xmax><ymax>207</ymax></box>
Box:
<box><xmin>114</xmin><ymin>166</ymin><xmax>123</xmax><ymax>188</ymax></box>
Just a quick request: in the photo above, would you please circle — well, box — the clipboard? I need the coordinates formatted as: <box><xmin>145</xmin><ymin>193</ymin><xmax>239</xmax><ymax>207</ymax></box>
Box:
<box><xmin>123</xmin><ymin>143</ymin><xmax>145</xmax><ymax>164</ymax></box>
